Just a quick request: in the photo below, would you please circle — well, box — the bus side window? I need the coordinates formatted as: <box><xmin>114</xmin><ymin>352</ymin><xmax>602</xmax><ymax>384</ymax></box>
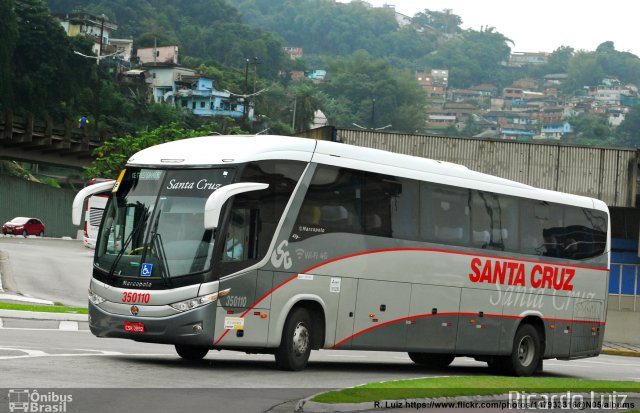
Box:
<box><xmin>421</xmin><ymin>183</ymin><xmax>470</xmax><ymax>246</ymax></box>
<box><xmin>291</xmin><ymin>165</ymin><xmax>364</xmax><ymax>240</ymax></box>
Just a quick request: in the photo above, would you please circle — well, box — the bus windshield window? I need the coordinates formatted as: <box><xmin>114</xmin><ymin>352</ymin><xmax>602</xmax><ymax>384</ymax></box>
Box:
<box><xmin>95</xmin><ymin>168</ymin><xmax>235</xmax><ymax>279</ymax></box>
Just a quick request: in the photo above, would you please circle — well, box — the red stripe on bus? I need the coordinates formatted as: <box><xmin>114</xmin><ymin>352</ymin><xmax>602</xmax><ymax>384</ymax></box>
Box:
<box><xmin>213</xmin><ymin>247</ymin><xmax>608</xmax><ymax>346</ymax></box>
<box><xmin>213</xmin><ymin>273</ymin><xmax>298</xmax><ymax>346</ymax></box>
<box><xmin>331</xmin><ymin>312</ymin><xmax>606</xmax><ymax>349</ymax></box>
<box><xmin>316</xmin><ymin>247</ymin><xmax>609</xmax><ymax>272</ymax></box>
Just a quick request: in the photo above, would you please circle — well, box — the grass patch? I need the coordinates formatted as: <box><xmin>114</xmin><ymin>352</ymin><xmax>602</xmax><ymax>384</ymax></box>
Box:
<box><xmin>0</xmin><ymin>302</ymin><xmax>88</xmax><ymax>314</ymax></box>
<box><xmin>312</xmin><ymin>376</ymin><xmax>640</xmax><ymax>404</ymax></box>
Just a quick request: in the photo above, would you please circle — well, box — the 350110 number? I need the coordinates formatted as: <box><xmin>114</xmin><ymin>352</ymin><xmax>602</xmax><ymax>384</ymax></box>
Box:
<box><xmin>122</xmin><ymin>291</ymin><xmax>151</xmax><ymax>304</ymax></box>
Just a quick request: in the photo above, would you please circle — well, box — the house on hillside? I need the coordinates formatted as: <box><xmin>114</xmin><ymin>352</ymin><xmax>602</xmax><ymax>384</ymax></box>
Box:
<box><xmin>56</xmin><ymin>12</ymin><xmax>120</xmax><ymax>59</ymax></box>
<box><xmin>138</xmin><ymin>45</ymin><xmax>180</xmax><ymax>66</ymax></box>
<box><xmin>175</xmin><ymin>75</ymin><xmax>250</xmax><ymax>119</ymax></box>
<box><xmin>416</xmin><ymin>69</ymin><xmax>449</xmax><ymax>98</ymax></box>
<box><xmin>507</xmin><ymin>52</ymin><xmax>549</xmax><ymax>67</ymax></box>
<box><xmin>538</xmin><ymin>122</ymin><xmax>572</xmax><ymax>140</ymax></box>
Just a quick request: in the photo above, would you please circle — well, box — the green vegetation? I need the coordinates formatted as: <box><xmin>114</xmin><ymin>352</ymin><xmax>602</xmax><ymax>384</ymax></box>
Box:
<box><xmin>0</xmin><ymin>302</ymin><xmax>88</xmax><ymax>314</ymax></box>
<box><xmin>312</xmin><ymin>376</ymin><xmax>640</xmax><ymax>404</ymax></box>
<box><xmin>1</xmin><ymin>0</ymin><xmax>639</xmax><ymax>162</ymax></box>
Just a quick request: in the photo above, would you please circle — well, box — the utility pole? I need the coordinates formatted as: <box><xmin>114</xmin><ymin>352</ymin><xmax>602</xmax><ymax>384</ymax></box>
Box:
<box><xmin>242</xmin><ymin>57</ymin><xmax>260</xmax><ymax>125</ymax></box>
<box><xmin>291</xmin><ymin>97</ymin><xmax>297</xmax><ymax>130</ymax></box>
<box><xmin>371</xmin><ymin>98</ymin><xmax>376</xmax><ymax>129</ymax></box>
<box><xmin>95</xmin><ymin>14</ymin><xmax>107</xmax><ymax>132</ymax></box>
<box><xmin>242</xmin><ymin>59</ymin><xmax>249</xmax><ymax>124</ymax></box>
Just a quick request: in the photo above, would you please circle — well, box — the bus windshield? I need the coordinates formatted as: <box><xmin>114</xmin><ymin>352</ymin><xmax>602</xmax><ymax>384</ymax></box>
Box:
<box><xmin>95</xmin><ymin>167</ymin><xmax>236</xmax><ymax>280</ymax></box>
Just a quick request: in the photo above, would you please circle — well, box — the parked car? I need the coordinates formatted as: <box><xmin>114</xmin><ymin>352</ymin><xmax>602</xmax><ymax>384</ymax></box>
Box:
<box><xmin>2</xmin><ymin>217</ymin><xmax>45</xmax><ymax>237</ymax></box>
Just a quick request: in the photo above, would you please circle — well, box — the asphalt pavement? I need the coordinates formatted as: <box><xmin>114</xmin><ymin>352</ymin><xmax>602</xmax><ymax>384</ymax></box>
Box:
<box><xmin>2</xmin><ymin>243</ymin><xmax>639</xmax><ymax>413</ymax></box>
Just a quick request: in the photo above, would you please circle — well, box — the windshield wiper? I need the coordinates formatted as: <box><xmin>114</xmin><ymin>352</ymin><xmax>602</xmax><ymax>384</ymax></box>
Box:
<box><xmin>108</xmin><ymin>203</ymin><xmax>149</xmax><ymax>279</ymax></box>
<box><xmin>143</xmin><ymin>208</ymin><xmax>172</xmax><ymax>287</ymax></box>
<box><xmin>152</xmin><ymin>232</ymin><xmax>172</xmax><ymax>287</ymax></box>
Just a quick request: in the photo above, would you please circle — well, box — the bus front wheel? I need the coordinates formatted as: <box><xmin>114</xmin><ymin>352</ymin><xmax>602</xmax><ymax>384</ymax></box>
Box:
<box><xmin>175</xmin><ymin>344</ymin><xmax>209</xmax><ymax>361</ymax></box>
<box><xmin>275</xmin><ymin>307</ymin><xmax>312</xmax><ymax>371</ymax></box>
<box><xmin>408</xmin><ymin>353</ymin><xmax>455</xmax><ymax>369</ymax></box>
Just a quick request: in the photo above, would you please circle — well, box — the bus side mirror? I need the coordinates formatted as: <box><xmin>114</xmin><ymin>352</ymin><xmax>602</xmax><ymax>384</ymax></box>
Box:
<box><xmin>71</xmin><ymin>181</ymin><xmax>115</xmax><ymax>225</ymax></box>
<box><xmin>204</xmin><ymin>182</ymin><xmax>269</xmax><ymax>230</ymax></box>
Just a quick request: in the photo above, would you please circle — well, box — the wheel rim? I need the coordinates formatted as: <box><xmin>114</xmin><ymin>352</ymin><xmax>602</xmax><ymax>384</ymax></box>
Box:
<box><xmin>517</xmin><ymin>335</ymin><xmax>535</xmax><ymax>367</ymax></box>
<box><xmin>292</xmin><ymin>322</ymin><xmax>310</xmax><ymax>357</ymax></box>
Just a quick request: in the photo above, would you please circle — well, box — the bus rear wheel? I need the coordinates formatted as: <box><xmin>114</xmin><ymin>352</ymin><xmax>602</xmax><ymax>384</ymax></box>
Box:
<box><xmin>494</xmin><ymin>323</ymin><xmax>541</xmax><ymax>376</ymax></box>
<box><xmin>408</xmin><ymin>353</ymin><xmax>455</xmax><ymax>369</ymax></box>
<box><xmin>175</xmin><ymin>344</ymin><xmax>209</xmax><ymax>361</ymax></box>
<box><xmin>275</xmin><ymin>307</ymin><xmax>312</xmax><ymax>371</ymax></box>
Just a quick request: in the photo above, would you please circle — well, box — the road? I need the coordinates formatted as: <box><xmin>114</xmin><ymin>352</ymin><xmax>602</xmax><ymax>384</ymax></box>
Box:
<box><xmin>1</xmin><ymin>237</ymin><xmax>639</xmax><ymax>412</ymax></box>
<box><xmin>0</xmin><ymin>236</ymin><xmax>92</xmax><ymax>307</ymax></box>
<box><xmin>1</xmin><ymin>326</ymin><xmax>639</xmax><ymax>412</ymax></box>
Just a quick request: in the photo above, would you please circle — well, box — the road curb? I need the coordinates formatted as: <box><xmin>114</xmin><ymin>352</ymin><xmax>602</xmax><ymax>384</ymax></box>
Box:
<box><xmin>0</xmin><ymin>309</ymin><xmax>88</xmax><ymax>322</ymax></box>
<box><xmin>602</xmin><ymin>349</ymin><xmax>640</xmax><ymax>357</ymax></box>
<box><xmin>0</xmin><ymin>250</ymin><xmax>18</xmax><ymax>292</ymax></box>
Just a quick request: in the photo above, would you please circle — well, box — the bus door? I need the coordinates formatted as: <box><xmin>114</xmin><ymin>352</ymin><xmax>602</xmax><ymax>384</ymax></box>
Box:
<box><xmin>406</xmin><ymin>285</ymin><xmax>460</xmax><ymax>353</ymax></box>
<box><xmin>569</xmin><ymin>299</ymin><xmax>604</xmax><ymax>357</ymax></box>
<box><xmin>455</xmin><ymin>289</ymin><xmax>503</xmax><ymax>355</ymax></box>
<box><xmin>351</xmin><ymin>280</ymin><xmax>410</xmax><ymax>350</ymax></box>
<box><xmin>333</xmin><ymin>277</ymin><xmax>358</xmax><ymax>349</ymax></box>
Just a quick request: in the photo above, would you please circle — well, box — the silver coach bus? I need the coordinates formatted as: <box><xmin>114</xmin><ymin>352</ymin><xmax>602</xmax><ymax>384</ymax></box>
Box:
<box><xmin>72</xmin><ymin>135</ymin><xmax>609</xmax><ymax>376</ymax></box>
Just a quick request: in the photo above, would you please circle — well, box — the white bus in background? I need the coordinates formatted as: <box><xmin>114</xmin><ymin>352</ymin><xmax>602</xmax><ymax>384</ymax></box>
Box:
<box><xmin>72</xmin><ymin>135</ymin><xmax>610</xmax><ymax>376</ymax></box>
<box><xmin>83</xmin><ymin>179</ymin><xmax>112</xmax><ymax>249</ymax></box>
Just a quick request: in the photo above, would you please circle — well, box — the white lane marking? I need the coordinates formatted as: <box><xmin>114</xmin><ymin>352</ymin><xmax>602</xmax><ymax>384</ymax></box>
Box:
<box><xmin>578</xmin><ymin>359</ymin><xmax>640</xmax><ymax>367</ymax></box>
<box><xmin>0</xmin><ymin>347</ymin><xmax>47</xmax><ymax>357</ymax></box>
<box><xmin>0</xmin><ymin>318</ymin><xmax>3</xmax><ymax>328</ymax></box>
<box><xmin>0</xmin><ymin>350</ymin><xmax>172</xmax><ymax>360</ymax></box>
<box><xmin>0</xmin><ymin>327</ymin><xmax>90</xmax><ymax>332</ymax></box>
<box><xmin>59</xmin><ymin>321</ymin><xmax>78</xmax><ymax>331</ymax></box>
<box><xmin>545</xmin><ymin>362</ymin><xmax>592</xmax><ymax>368</ymax></box>
<box><xmin>325</xmin><ymin>354</ymin><xmax>368</xmax><ymax>358</ymax></box>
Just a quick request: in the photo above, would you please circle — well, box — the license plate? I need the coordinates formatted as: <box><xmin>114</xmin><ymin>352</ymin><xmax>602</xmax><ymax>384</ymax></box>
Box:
<box><xmin>124</xmin><ymin>322</ymin><xmax>145</xmax><ymax>333</ymax></box>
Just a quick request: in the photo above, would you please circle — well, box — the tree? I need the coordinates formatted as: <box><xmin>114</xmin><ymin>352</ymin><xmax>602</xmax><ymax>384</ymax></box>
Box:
<box><xmin>13</xmin><ymin>0</ymin><xmax>92</xmax><ymax>118</ymax></box>
<box><xmin>423</xmin><ymin>27</ymin><xmax>512</xmax><ymax>88</ymax></box>
<box><xmin>85</xmin><ymin>122</ymin><xmax>249</xmax><ymax>179</ymax></box>
<box><xmin>617</xmin><ymin>105</ymin><xmax>640</xmax><ymax>147</ymax></box>
<box><xmin>321</xmin><ymin>51</ymin><xmax>427</xmax><ymax>132</ymax></box>
<box><xmin>545</xmin><ymin>46</ymin><xmax>574</xmax><ymax>73</ymax></box>
<box><xmin>0</xmin><ymin>0</ymin><xmax>18</xmax><ymax>109</ymax></box>
<box><xmin>412</xmin><ymin>9</ymin><xmax>462</xmax><ymax>34</ymax></box>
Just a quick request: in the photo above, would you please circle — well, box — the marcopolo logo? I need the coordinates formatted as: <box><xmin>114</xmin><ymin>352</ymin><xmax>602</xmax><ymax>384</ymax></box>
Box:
<box><xmin>8</xmin><ymin>389</ymin><xmax>73</xmax><ymax>412</ymax></box>
<box><xmin>270</xmin><ymin>240</ymin><xmax>292</xmax><ymax>270</ymax></box>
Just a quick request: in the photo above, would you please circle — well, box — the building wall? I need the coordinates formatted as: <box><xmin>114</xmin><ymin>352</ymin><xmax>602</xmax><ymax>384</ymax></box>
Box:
<box><xmin>329</xmin><ymin>129</ymin><xmax>637</xmax><ymax>207</ymax></box>
<box><xmin>0</xmin><ymin>175</ymin><xmax>78</xmax><ymax>238</ymax></box>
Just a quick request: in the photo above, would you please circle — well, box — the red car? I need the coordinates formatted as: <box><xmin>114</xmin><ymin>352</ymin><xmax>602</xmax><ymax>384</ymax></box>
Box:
<box><xmin>2</xmin><ymin>217</ymin><xmax>45</xmax><ymax>237</ymax></box>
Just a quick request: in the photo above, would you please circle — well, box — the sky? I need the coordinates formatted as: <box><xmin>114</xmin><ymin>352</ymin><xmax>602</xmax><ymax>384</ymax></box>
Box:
<box><xmin>343</xmin><ymin>1</ymin><xmax>640</xmax><ymax>57</ymax></box>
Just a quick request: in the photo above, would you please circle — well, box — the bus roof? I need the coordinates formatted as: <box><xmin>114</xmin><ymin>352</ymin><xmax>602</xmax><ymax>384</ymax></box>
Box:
<box><xmin>126</xmin><ymin>135</ymin><xmax>606</xmax><ymax>212</ymax></box>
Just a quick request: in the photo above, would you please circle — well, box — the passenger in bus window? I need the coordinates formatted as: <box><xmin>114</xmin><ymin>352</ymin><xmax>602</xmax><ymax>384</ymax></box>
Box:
<box><xmin>225</xmin><ymin>211</ymin><xmax>246</xmax><ymax>260</ymax></box>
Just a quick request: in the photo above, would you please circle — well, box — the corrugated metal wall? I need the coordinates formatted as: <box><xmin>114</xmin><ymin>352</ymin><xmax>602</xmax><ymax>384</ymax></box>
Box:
<box><xmin>0</xmin><ymin>175</ymin><xmax>78</xmax><ymax>238</ymax></box>
<box><xmin>330</xmin><ymin>129</ymin><xmax>638</xmax><ymax>207</ymax></box>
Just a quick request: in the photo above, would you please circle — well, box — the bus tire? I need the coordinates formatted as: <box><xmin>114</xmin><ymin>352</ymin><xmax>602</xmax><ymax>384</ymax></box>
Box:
<box><xmin>504</xmin><ymin>323</ymin><xmax>541</xmax><ymax>376</ymax></box>
<box><xmin>407</xmin><ymin>353</ymin><xmax>455</xmax><ymax>369</ymax></box>
<box><xmin>175</xmin><ymin>344</ymin><xmax>209</xmax><ymax>361</ymax></box>
<box><xmin>275</xmin><ymin>307</ymin><xmax>312</xmax><ymax>371</ymax></box>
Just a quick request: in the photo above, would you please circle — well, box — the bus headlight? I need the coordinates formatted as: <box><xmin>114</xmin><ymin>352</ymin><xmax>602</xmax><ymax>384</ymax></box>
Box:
<box><xmin>88</xmin><ymin>289</ymin><xmax>106</xmax><ymax>305</ymax></box>
<box><xmin>170</xmin><ymin>289</ymin><xmax>230</xmax><ymax>312</ymax></box>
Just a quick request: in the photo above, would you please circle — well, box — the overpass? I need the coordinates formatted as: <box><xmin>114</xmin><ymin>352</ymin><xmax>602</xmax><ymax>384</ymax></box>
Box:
<box><xmin>0</xmin><ymin>110</ymin><xmax>102</xmax><ymax>168</ymax></box>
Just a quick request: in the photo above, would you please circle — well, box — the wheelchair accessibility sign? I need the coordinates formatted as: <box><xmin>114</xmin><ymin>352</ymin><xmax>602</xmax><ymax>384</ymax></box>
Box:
<box><xmin>141</xmin><ymin>263</ymin><xmax>153</xmax><ymax>277</ymax></box>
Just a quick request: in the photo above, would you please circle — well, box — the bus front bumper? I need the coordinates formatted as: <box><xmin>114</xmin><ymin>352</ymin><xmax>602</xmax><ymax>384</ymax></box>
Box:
<box><xmin>88</xmin><ymin>301</ymin><xmax>217</xmax><ymax>347</ymax></box>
